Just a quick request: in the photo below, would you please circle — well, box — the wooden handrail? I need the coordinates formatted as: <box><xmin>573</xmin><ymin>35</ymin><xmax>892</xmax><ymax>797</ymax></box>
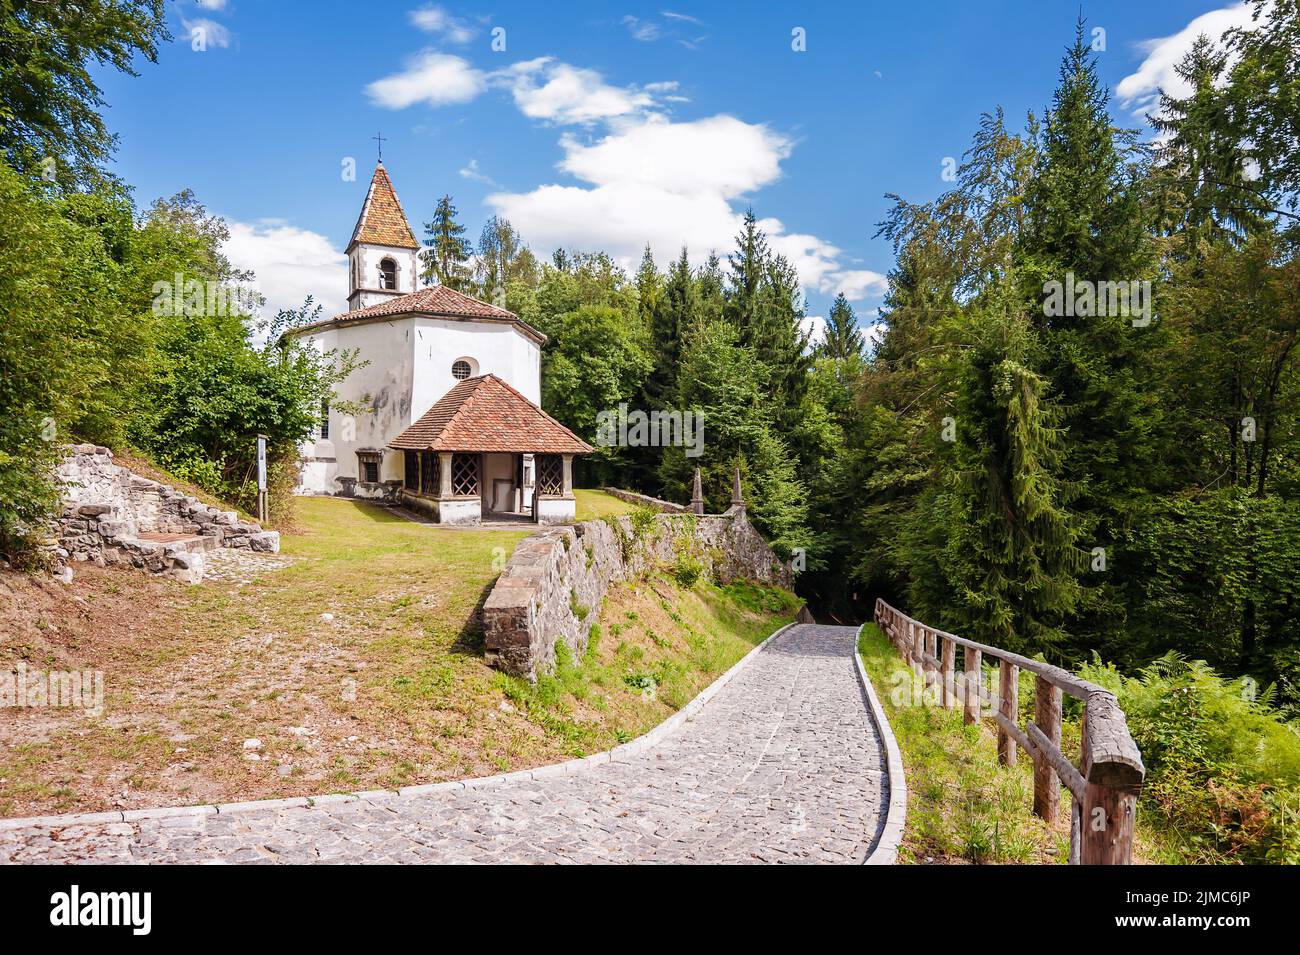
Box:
<box><xmin>873</xmin><ymin>598</ymin><xmax>1145</xmax><ymax>865</ymax></box>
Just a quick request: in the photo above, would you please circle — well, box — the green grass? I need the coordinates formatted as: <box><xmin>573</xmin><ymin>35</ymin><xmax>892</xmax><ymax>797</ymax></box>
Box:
<box><xmin>859</xmin><ymin>623</ymin><xmax>1186</xmax><ymax>864</ymax></box>
<box><xmin>574</xmin><ymin>488</ymin><xmax>640</xmax><ymax>521</ymax></box>
<box><xmin>0</xmin><ymin>495</ymin><xmax>797</xmax><ymax>816</ymax></box>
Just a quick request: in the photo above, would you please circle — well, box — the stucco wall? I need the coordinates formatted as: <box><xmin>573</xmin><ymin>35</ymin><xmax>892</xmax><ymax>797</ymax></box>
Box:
<box><xmin>482</xmin><ymin>509</ymin><xmax>794</xmax><ymax>679</ymax></box>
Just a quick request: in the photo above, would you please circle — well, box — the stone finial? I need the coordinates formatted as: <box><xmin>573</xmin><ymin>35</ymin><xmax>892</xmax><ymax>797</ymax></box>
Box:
<box><xmin>690</xmin><ymin>467</ymin><xmax>705</xmax><ymax>515</ymax></box>
<box><xmin>731</xmin><ymin>466</ymin><xmax>744</xmax><ymax>509</ymax></box>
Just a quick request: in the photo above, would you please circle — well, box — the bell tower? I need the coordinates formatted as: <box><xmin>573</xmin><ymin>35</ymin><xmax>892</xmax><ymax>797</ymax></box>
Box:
<box><xmin>346</xmin><ymin>161</ymin><xmax>421</xmax><ymax>311</ymax></box>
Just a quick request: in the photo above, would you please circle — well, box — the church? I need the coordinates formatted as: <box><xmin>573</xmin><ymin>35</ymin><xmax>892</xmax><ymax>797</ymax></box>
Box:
<box><xmin>286</xmin><ymin>162</ymin><xmax>592</xmax><ymax>524</ymax></box>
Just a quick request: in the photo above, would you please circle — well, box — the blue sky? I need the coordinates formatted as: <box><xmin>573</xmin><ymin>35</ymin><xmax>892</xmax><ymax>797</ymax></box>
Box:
<box><xmin>97</xmin><ymin>1</ymin><xmax>1256</xmax><ymax>330</ymax></box>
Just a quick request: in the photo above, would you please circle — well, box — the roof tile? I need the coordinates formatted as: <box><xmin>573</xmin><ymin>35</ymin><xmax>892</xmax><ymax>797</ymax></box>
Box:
<box><xmin>389</xmin><ymin>374</ymin><xmax>594</xmax><ymax>455</ymax></box>
<box><xmin>349</xmin><ymin>163</ymin><xmax>419</xmax><ymax>250</ymax></box>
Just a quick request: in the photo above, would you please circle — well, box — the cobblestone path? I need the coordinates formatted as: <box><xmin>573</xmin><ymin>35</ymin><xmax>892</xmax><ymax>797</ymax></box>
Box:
<box><xmin>0</xmin><ymin>625</ymin><xmax>888</xmax><ymax>864</ymax></box>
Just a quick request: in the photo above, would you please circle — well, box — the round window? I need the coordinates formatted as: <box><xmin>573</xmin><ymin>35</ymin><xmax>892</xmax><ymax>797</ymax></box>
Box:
<box><xmin>452</xmin><ymin>359</ymin><xmax>472</xmax><ymax>380</ymax></box>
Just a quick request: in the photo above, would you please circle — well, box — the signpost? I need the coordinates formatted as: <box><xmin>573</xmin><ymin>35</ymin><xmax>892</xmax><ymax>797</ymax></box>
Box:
<box><xmin>256</xmin><ymin>434</ymin><xmax>268</xmax><ymax>523</ymax></box>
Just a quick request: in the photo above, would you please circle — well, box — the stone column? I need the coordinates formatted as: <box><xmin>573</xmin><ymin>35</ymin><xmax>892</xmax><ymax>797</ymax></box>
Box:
<box><xmin>561</xmin><ymin>454</ymin><xmax>574</xmax><ymax>498</ymax></box>
<box><xmin>690</xmin><ymin>467</ymin><xmax>705</xmax><ymax>515</ymax></box>
<box><xmin>731</xmin><ymin>466</ymin><xmax>744</xmax><ymax>511</ymax></box>
<box><xmin>438</xmin><ymin>452</ymin><xmax>453</xmax><ymax>498</ymax></box>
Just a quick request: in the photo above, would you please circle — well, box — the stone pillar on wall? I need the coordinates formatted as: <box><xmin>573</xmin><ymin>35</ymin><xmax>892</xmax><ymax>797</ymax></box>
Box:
<box><xmin>731</xmin><ymin>466</ymin><xmax>744</xmax><ymax>512</ymax></box>
<box><xmin>561</xmin><ymin>454</ymin><xmax>574</xmax><ymax>498</ymax></box>
<box><xmin>690</xmin><ymin>467</ymin><xmax>705</xmax><ymax>515</ymax></box>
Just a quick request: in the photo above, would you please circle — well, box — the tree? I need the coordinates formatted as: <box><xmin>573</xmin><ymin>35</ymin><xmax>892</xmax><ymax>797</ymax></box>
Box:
<box><xmin>819</xmin><ymin>293</ymin><xmax>865</xmax><ymax>360</ymax></box>
<box><xmin>474</xmin><ymin>215</ymin><xmax>538</xmax><ymax>301</ymax></box>
<box><xmin>420</xmin><ymin>194</ymin><xmax>471</xmax><ymax>290</ymax></box>
<box><xmin>541</xmin><ymin>305</ymin><xmax>652</xmax><ymax>485</ymax></box>
<box><xmin>936</xmin><ymin>285</ymin><xmax>1084</xmax><ymax>653</ymax></box>
<box><xmin>0</xmin><ymin>0</ymin><xmax>168</xmax><ymax>185</ymax></box>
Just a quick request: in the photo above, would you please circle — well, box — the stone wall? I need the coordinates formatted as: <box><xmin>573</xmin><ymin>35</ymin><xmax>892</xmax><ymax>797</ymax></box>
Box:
<box><xmin>483</xmin><ymin>506</ymin><xmax>793</xmax><ymax>679</ymax></box>
<box><xmin>52</xmin><ymin>445</ymin><xmax>279</xmax><ymax>584</ymax></box>
<box><xmin>598</xmin><ymin>487</ymin><xmax>687</xmax><ymax>513</ymax></box>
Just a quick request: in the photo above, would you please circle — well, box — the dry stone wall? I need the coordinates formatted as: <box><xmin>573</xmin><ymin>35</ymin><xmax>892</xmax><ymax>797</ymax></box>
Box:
<box><xmin>52</xmin><ymin>445</ymin><xmax>279</xmax><ymax>584</ymax></box>
<box><xmin>483</xmin><ymin>506</ymin><xmax>793</xmax><ymax>679</ymax></box>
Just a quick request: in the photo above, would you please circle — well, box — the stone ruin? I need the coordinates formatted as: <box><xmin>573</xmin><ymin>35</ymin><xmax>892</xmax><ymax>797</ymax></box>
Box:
<box><xmin>51</xmin><ymin>444</ymin><xmax>279</xmax><ymax>584</ymax></box>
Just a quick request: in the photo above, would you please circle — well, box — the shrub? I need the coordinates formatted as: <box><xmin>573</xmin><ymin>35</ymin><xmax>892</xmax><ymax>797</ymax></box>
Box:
<box><xmin>1080</xmin><ymin>653</ymin><xmax>1300</xmax><ymax>863</ymax></box>
<box><xmin>672</xmin><ymin>554</ymin><xmax>705</xmax><ymax>588</ymax></box>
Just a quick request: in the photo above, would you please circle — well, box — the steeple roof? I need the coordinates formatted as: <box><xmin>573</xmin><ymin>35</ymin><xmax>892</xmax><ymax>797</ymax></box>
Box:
<box><xmin>348</xmin><ymin>162</ymin><xmax>420</xmax><ymax>251</ymax></box>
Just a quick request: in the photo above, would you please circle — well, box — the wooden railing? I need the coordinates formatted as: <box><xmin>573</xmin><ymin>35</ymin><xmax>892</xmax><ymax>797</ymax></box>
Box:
<box><xmin>874</xmin><ymin>599</ymin><xmax>1145</xmax><ymax>864</ymax></box>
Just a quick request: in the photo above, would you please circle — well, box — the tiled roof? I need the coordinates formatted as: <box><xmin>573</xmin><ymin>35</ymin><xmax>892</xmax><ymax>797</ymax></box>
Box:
<box><xmin>349</xmin><ymin>163</ymin><xmax>419</xmax><ymax>250</ymax></box>
<box><xmin>389</xmin><ymin>374</ymin><xmax>594</xmax><ymax>454</ymax></box>
<box><xmin>339</xmin><ymin>285</ymin><xmax>517</xmax><ymax>322</ymax></box>
<box><xmin>283</xmin><ymin>285</ymin><xmax>546</xmax><ymax>342</ymax></box>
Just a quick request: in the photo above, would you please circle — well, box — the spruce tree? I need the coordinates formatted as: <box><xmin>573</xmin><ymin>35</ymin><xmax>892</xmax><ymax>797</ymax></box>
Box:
<box><xmin>420</xmin><ymin>194</ymin><xmax>471</xmax><ymax>290</ymax></box>
<box><xmin>820</xmin><ymin>293</ymin><xmax>865</xmax><ymax>360</ymax></box>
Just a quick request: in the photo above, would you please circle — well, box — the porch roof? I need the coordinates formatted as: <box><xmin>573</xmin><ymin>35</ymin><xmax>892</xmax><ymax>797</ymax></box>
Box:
<box><xmin>388</xmin><ymin>374</ymin><xmax>594</xmax><ymax>454</ymax></box>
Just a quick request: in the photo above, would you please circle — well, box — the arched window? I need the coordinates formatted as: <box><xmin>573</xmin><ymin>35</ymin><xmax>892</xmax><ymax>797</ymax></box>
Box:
<box><xmin>378</xmin><ymin>257</ymin><xmax>397</xmax><ymax>290</ymax></box>
<box><xmin>451</xmin><ymin>359</ymin><xmax>472</xmax><ymax>381</ymax></box>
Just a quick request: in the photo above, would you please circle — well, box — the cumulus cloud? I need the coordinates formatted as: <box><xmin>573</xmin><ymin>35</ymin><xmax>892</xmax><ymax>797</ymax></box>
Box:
<box><xmin>409</xmin><ymin>5</ymin><xmax>476</xmax><ymax>43</ymax></box>
<box><xmin>487</xmin><ymin>116</ymin><xmax>885</xmax><ymax>303</ymax></box>
<box><xmin>459</xmin><ymin>158</ymin><xmax>499</xmax><ymax>187</ymax></box>
<box><xmin>367</xmin><ymin>55</ymin><xmax>885</xmax><ymax>303</ymax></box>
<box><xmin>222</xmin><ymin>220</ymin><xmax>347</xmax><ymax>324</ymax></box>
<box><xmin>368</xmin><ymin>54</ymin><xmax>673</xmax><ymax>125</ymax></box>
<box><xmin>498</xmin><ymin>58</ymin><xmax>664</xmax><ymax>124</ymax></box>
<box><xmin>366</xmin><ymin>52</ymin><xmax>486</xmax><ymax>108</ymax></box>
<box><xmin>1116</xmin><ymin>2</ymin><xmax>1255</xmax><ymax>119</ymax></box>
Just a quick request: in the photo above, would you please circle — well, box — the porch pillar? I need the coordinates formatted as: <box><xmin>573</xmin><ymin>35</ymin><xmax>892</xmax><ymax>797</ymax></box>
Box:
<box><xmin>438</xmin><ymin>451</ymin><xmax>453</xmax><ymax>498</ymax></box>
<box><xmin>561</xmin><ymin>454</ymin><xmax>574</xmax><ymax>498</ymax></box>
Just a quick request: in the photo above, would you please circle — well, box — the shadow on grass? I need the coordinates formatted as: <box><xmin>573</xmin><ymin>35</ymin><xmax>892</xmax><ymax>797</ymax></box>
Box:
<box><xmin>449</xmin><ymin>577</ymin><xmax>497</xmax><ymax>658</ymax></box>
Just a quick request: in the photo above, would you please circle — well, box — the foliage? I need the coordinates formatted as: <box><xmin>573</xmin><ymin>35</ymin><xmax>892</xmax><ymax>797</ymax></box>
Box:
<box><xmin>0</xmin><ymin>0</ymin><xmax>168</xmax><ymax>185</ymax></box>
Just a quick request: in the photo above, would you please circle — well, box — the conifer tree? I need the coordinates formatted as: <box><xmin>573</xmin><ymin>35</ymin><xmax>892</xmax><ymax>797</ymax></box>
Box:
<box><xmin>820</xmin><ymin>293</ymin><xmax>865</xmax><ymax>360</ymax></box>
<box><xmin>420</xmin><ymin>194</ymin><xmax>471</xmax><ymax>289</ymax></box>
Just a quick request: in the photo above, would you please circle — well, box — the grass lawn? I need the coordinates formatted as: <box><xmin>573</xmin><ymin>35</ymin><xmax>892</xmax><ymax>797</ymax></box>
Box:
<box><xmin>858</xmin><ymin>623</ymin><xmax>1178</xmax><ymax>864</ymax></box>
<box><xmin>0</xmin><ymin>494</ymin><xmax>796</xmax><ymax>817</ymax></box>
<box><xmin>574</xmin><ymin>488</ymin><xmax>639</xmax><ymax>521</ymax></box>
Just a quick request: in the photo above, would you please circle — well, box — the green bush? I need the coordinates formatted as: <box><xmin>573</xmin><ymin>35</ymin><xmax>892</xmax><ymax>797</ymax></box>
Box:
<box><xmin>672</xmin><ymin>554</ymin><xmax>705</xmax><ymax>588</ymax></box>
<box><xmin>1081</xmin><ymin>653</ymin><xmax>1300</xmax><ymax>863</ymax></box>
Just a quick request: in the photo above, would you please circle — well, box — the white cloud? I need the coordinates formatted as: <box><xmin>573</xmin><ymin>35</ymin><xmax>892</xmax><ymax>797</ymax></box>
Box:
<box><xmin>459</xmin><ymin>158</ymin><xmax>499</xmax><ymax>187</ymax></box>
<box><xmin>499</xmin><ymin>58</ymin><xmax>661</xmax><ymax>125</ymax></box>
<box><xmin>181</xmin><ymin>17</ymin><xmax>231</xmax><ymax>48</ymax></box>
<box><xmin>800</xmin><ymin>314</ymin><xmax>827</xmax><ymax>351</ymax></box>
<box><xmin>367</xmin><ymin>53</ymin><xmax>883</xmax><ymax>303</ymax></box>
<box><xmin>559</xmin><ymin>115</ymin><xmax>788</xmax><ymax>194</ymax></box>
<box><xmin>661</xmin><ymin>11</ymin><xmax>704</xmax><ymax>26</ymax></box>
<box><xmin>368</xmin><ymin>55</ymin><xmax>673</xmax><ymax>126</ymax></box>
<box><xmin>487</xmin><ymin>115</ymin><xmax>885</xmax><ymax>303</ymax></box>
<box><xmin>194</xmin><ymin>0</ymin><xmax>227</xmax><ymax>9</ymax></box>
<box><xmin>409</xmin><ymin>5</ymin><xmax>476</xmax><ymax>43</ymax></box>
<box><xmin>1115</xmin><ymin>2</ymin><xmax>1255</xmax><ymax>119</ymax></box>
<box><xmin>826</xmin><ymin>268</ymin><xmax>889</xmax><ymax>300</ymax></box>
<box><xmin>622</xmin><ymin>15</ymin><xmax>661</xmax><ymax>42</ymax></box>
<box><xmin>223</xmin><ymin>220</ymin><xmax>347</xmax><ymax>324</ymax></box>
<box><xmin>365</xmin><ymin>52</ymin><xmax>486</xmax><ymax>108</ymax></box>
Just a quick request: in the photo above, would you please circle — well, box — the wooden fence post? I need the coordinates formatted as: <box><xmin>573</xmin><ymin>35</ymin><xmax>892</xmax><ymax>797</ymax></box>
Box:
<box><xmin>1079</xmin><ymin>694</ymin><xmax>1145</xmax><ymax>864</ymax></box>
<box><xmin>963</xmin><ymin>647</ymin><xmax>981</xmax><ymax>725</ymax></box>
<box><xmin>911</xmin><ymin>623</ymin><xmax>924</xmax><ymax>680</ymax></box>
<box><xmin>998</xmin><ymin>660</ymin><xmax>1018</xmax><ymax>767</ymax></box>
<box><xmin>1032</xmin><ymin>676</ymin><xmax>1062</xmax><ymax>823</ymax></box>
<box><xmin>941</xmin><ymin>635</ymin><xmax>956</xmax><ymax>710</ymax></box>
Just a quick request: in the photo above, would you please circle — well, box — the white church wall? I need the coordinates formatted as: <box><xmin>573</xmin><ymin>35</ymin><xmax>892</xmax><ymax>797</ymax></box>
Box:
<box><xmin>411</xmin><ymin>317</ymin><xmax>542</xmax><ymax>416</ymax></box>
<box><xmin>296</xmin><ymin>318</ymin><xmax>415</xmax><ymax>493</ymax></box>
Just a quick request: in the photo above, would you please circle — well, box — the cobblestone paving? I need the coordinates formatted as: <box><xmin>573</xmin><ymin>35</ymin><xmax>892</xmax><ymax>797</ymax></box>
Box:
<box><xmin>0</xmin><ymin>625</ymin><xmax>886</xmax><ymax>864</ymax></box>
<box><xmin>201</xmin><ymin>548</ymin><xmax>299</xmax><ymax>584</ymax></box>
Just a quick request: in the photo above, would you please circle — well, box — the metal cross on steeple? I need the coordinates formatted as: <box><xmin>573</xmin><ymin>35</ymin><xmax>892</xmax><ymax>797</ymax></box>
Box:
<box><xmin>372</xmin><ymin>132</ymin><xmax>387</xmax><ymax>162</ymax></box>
